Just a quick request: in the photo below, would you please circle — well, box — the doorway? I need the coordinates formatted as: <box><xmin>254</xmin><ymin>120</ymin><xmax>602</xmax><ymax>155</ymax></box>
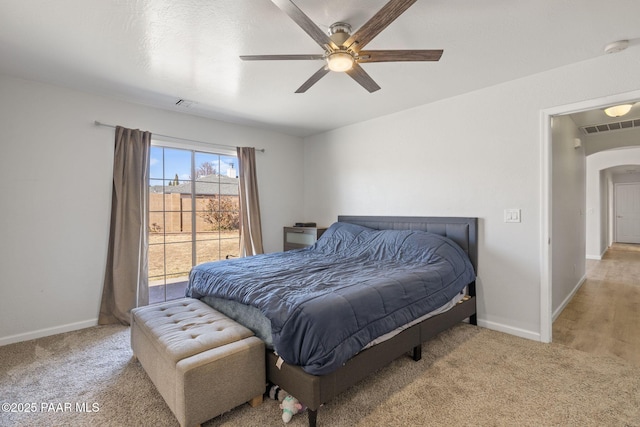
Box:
<box><xmin>541</xmin><ymin>89</ymin><xmax>640</xmax><ymax>343</ymax></box>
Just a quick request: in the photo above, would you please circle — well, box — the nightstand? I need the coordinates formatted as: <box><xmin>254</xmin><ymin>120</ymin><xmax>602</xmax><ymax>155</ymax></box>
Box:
<box><xmin>283</xmin><ymin>226</ymin><xmax>327</xmax><ymax>251</ymax></box>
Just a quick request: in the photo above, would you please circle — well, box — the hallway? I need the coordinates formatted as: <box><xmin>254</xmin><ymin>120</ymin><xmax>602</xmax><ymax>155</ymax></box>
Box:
<box><xmin>553</xmin><ymin>244</ymin><xmax>640</xmax><ymax>366</ymax></box>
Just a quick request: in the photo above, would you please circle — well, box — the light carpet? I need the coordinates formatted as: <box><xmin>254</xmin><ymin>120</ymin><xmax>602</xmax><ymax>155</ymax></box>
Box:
<box><xmin>1</xmin><ymin>324</ymin><xmax>639</xmax><ymax>427</ymax></box>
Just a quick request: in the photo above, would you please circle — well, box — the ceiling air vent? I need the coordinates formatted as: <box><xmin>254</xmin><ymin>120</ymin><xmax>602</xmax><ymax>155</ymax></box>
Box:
<box><xmin>581</xmin><ymin>119</ymin><xmax>640</xmax><ymax>135</ymax></box>
<box><xmin>175</xmin><ymin>99</ymin><xmax>195</xmax><ymax>108</ymax></box>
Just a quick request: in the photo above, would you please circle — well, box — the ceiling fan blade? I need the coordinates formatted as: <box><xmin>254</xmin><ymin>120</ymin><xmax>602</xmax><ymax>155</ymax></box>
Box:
<box><xmin>343</xmin><ymin>0</ymin><xmax>417</xmax><ymax>50</ymax></box>
<box><xmin>240</xmin><ymin>54</ymin><xmax>325</xmax><ymax>61</ymax></box>
<box><xmin>345</xmin><ymin>63</ymin><xmax>381</xmax><ymax>93</ymax></box>
<box><xmin>357</xmin><ymin>49</ymin><xmax>443</xmax><ymax>63</ymax></box>
<box><xmin>295</xmin><ymin>66</ymin><xmax>330</xmax><ymax>93</ymax></box>
<box><xmin>271</xmin><ymin>0</ymin><xmax>338</xmax><ymax>51</ymax></box>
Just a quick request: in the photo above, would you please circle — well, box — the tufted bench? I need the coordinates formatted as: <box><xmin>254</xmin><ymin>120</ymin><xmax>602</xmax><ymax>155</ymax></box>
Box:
<box><xmin>130</xmin><ymin>298</ymin><xmax>265</xmax><ymax>427</ymax></box>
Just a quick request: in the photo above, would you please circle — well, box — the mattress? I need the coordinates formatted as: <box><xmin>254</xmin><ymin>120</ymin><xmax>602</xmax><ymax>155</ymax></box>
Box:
<box><xmin>201</xmin><ymin>290</ymin><xmax>465</xmax><ymax>351</ymax></box>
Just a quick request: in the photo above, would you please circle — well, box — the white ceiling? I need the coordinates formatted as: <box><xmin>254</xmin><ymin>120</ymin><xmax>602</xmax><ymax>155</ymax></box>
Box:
<box><xmin>1</xmin><ymin>0</ymin><xmax>639</xmax><ymax>137</ymax></box>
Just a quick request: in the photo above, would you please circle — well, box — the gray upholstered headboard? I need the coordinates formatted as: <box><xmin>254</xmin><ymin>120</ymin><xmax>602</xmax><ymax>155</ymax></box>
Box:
<box><xmin>337</xmin><ymin>215</ymin><xmax>478</xmax><ymax>272</ymax></box>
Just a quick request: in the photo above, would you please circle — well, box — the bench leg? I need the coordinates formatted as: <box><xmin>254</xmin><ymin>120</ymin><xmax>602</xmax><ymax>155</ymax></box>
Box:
<box><xmin>248</xmin><ymin>395</ymin><xmax>263</xmax><ymax>407</ymax></box>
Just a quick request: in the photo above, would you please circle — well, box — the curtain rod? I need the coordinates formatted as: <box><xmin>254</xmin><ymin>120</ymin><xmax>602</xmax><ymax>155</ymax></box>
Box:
<box><xmin>93</xmin><ymin>121</ymin><xmax>265</xmax><ymax>153</ymax></box>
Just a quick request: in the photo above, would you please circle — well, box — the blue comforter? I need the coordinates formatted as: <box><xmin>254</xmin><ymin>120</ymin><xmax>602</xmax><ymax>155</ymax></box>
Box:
<box><xmin>186</xmin><ymin>222</ymin><xmax>475</xmax><ymax>375</ymax></box>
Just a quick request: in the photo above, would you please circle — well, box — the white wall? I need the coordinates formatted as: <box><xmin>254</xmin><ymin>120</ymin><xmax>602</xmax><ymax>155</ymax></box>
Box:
<box><xmin>586</xmin><ymin>128</ymin><xmax>640</xmax><ymax>155</ymax></box>
<box><xmin>0</xmin><ymin>74</ymin><xmax>303</xmax><ymax>345</ymax></box>
<box><xmin>303</xmin><ymin>48</ymin><xmax>640</xmax><ymax>340</ymax></box>
<box><xmin>586</xmin><ymin>147</ymin><xmax>640</xmax><ymax>258</ymax></box>
<box><xmin>550</xmin><ymin>116</ymin><xmax>586</xmax><ymax>319</ymax></box>
<box><xmin>613</xmin><ymin>172</ymin><xmax>640</xmax><ymax>183</ymax></box>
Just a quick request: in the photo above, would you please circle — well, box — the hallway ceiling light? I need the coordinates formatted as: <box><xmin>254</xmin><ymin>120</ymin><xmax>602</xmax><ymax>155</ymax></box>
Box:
<box><xmin>604</xmin><ymin>104</ymin><xmax>633</xmax><ymax>118</ymax></box>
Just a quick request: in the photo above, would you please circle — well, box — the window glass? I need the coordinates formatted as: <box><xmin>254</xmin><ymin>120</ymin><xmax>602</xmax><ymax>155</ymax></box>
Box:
<box><xmin>149</xmin><ymin>145</ymin><xmax>240</xmax><ymax>304</ymax></box>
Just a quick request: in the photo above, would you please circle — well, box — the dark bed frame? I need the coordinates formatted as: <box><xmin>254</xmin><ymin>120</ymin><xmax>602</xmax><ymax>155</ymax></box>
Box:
<box><xmin>266</xmin><ymin>215</ymin><xmax>478</xmax><ymax>427</ymax></box>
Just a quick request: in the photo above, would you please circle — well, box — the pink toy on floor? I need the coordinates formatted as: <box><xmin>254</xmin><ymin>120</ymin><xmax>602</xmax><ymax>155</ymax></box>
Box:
<box><xmin>280</xmin><ymin>395</ymin><xmax>305</xmax><ymax>423</ymax></box>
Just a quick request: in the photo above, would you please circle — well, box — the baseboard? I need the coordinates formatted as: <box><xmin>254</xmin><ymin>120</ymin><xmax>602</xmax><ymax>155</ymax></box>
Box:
<box><xmin>552</xmin><ymin>274</ymin><xmax>587</xmax><ymax>322</ymax></box>
<box><xmin>0</xmin><ymin>319</ymin><xmax>98</xmax><ymax>347</ymax></box>
<box><xmin>476</xmin><ymin>319</ymin><xmax>541</xmax><ymax>341</ymax></box>
<box><xmin>586</xmin><ymin>246</ymin><xmax>609</xmax><ymax>260</ymax></box>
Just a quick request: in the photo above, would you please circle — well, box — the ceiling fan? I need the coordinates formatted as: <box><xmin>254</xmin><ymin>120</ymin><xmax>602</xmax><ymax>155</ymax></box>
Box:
<box><xmin>240</xmin><ymin>0</ymin><xmax>443</xmax><ymax>93</ymax></box>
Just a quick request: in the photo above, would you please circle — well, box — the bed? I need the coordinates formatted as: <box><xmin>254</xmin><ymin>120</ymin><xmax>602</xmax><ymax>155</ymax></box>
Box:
<box><xmin>186</xmin><ymin>215</ymin><xmax>478</xmax><ymax>426</ymax></box>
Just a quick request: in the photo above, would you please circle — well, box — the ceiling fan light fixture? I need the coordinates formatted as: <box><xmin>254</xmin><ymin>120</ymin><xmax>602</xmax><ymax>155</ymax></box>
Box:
<box><xmin>604</xmin><ymin>104</ymin><xmax>633</xmax><ymax>117</ymax></box>
<box><xmin>326</xmin><ymin>52</ymin><xmax>354</xmax><ymax>72</ymax></box>
<box><xmin>240</xmin><ymin>0</ymin><xmax>441</xmax><ymax>92</ymax></box>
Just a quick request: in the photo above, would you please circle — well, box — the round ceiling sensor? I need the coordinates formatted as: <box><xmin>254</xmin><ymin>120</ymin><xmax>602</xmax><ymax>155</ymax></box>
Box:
<box><xmin>604</xmin><ymin>40</ymin><xmax>629</xmax><ymax>54</ymax></box>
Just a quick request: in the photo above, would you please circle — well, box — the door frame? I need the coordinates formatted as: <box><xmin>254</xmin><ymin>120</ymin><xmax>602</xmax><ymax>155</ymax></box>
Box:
<box><xmin>540</xmin><ymin>88</ymin><xmax>640</xmax><ymax>343</ymax></box>
<box><xmin>614</xmin><ymin>182</ymin><xmax>640</xmax><ymax>244</ymax></box>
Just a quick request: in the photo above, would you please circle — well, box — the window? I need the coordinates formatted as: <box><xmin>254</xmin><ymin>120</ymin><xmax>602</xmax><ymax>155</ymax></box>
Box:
<box><xmin>148</xmin><ymin>145</ymin><xmax>240</xmax><ymax>303</ymax></box>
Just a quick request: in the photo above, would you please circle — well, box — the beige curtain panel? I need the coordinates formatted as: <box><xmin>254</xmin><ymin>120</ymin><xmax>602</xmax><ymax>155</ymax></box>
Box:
<box><xmin>99</xmin><ymin>126</ymin><xmax>151</xmax><ymax>325</ymax></box>
<box><xmin>237</xmin><ymin>147</ymin><xmax>264</xmax><ymax>256</ymax></box>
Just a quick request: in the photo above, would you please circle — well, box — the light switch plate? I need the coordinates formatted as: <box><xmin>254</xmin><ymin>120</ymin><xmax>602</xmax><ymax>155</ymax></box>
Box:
<box><xmin>504</xmin><ymin>208</ymin><xmax>521</xmax><ymax>223</ymax></box>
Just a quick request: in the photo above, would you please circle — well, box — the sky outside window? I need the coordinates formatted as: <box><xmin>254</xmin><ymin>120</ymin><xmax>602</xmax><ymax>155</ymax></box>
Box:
<box><xmin>150</xmin><ymin>146</ymin><xmax>237</xmax><ymax>180</ymax></box>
